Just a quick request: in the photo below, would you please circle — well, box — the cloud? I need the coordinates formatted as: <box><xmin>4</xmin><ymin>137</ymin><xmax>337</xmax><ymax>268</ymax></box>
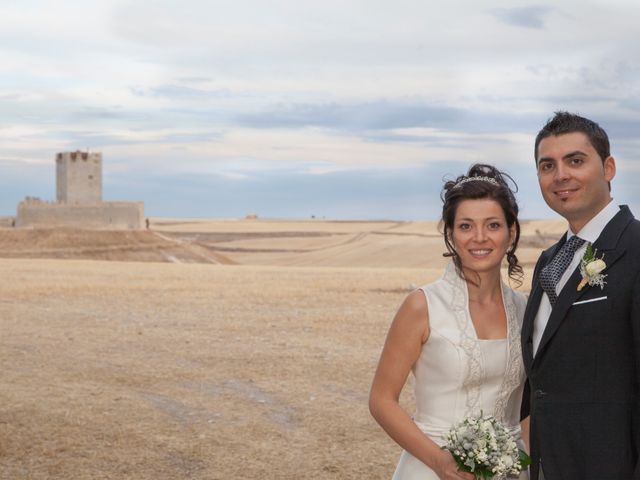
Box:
<box><xmin>130</xmin><ymin>84</ymin><xmax>235</xmax><ymax>100</ymax></box>
<box><xmin>69</xmin><ymin>108</ymin><xmax>149</xmax><ymax>122</ymax></box>
<box><xmin>236</xmin><ymin>100</ymin><xmax>540</xmax><ymax>135</ymax></box>
<box><xmin>489</xmin><ymin>5</ymin><xmax>555</xmax><ymax>29</ymax></box>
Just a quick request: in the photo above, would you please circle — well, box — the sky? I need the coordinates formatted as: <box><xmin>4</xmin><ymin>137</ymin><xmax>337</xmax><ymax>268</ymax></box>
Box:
<box><xmin>1</xmin><ymin>0</ymin><xmax>640</xmax><ymax>220</ymax></box>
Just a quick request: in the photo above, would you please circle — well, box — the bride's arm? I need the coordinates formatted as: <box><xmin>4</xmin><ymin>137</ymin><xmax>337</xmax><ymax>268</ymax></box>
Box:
<box><xmin>369</xmin><ymin>290</ymin><xmax>473</xmax><ymax>480</ymax></box>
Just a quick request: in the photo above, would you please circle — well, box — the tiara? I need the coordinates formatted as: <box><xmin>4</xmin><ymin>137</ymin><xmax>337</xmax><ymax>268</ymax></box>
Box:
<box><xmin>453</xmin><ymin>176</ymin><xmax>500</xmax><ymax>188</ymax></box>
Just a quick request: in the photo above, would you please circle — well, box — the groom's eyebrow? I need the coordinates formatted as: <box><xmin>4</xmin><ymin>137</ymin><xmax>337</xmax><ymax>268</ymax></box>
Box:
<box><xmin>537</xmin><ymin>150</ymin><xmax>587</xmax><ymax>164</ymax></box>
<box><xmin>537</xmin><ymin>155</ymin><xmax>554</xmax><ymax>164</ymax></box>
<box><xmin>563</xmin><ymin>150</ymin><xmax>587</xmax><ymax>159</ymax></box>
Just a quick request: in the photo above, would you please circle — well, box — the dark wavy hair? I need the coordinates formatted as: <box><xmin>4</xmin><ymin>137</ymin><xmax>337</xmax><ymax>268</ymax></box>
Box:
<box><xmin>440</xmin><ymin>163</ymin><xmax>523</xmax><ymax>287</ymax></box>
<box><xmin>535</xmin><ymin>111</ymin><xmax>610</xmax><ymax>163</ymax></box>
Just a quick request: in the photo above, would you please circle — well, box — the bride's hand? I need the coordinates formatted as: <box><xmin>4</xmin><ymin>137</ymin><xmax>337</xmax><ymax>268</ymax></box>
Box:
<box><xmin>433</xmin><ymin>450</ymin><xmax>476</xmax><ymax>480</ymax></box>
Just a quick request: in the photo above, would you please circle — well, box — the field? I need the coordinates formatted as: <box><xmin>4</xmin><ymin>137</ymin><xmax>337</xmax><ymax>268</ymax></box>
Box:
<box><xmin>0</xmin><ymin>218</ymin><xmax>564</xmax><ymax>479</ymax></box>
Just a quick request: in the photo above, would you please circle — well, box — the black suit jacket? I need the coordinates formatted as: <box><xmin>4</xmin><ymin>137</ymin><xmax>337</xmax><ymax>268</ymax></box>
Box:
<box><xmin>521</xmin><ymin>206</ymin><xmax>640</xmax><ymax>480</ymax></box>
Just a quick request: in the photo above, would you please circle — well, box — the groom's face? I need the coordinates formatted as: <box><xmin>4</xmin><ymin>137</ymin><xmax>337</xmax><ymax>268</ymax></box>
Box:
<box><xmin>536</xmin><ymin>132</ymin><xmax>616</xmax><ymax>232</ymax></box>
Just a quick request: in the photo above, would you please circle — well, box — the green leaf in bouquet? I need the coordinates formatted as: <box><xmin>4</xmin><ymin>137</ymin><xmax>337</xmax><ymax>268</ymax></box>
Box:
<box><xmin>518</xmin><ymin>448</ymin><xmax>532</xmax><ymax>469</ymax></box>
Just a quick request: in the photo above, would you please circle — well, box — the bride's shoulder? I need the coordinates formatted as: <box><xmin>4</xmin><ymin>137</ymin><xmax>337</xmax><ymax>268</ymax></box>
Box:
<box><xmin>402</xmin><ymin>287</ymin><xmax>428</xmax><ymax>315</ymax></box>
<box><xmin>504</xmin><ymin>286</ymin><xmax>528</xmax><ymax>309</ymax></box>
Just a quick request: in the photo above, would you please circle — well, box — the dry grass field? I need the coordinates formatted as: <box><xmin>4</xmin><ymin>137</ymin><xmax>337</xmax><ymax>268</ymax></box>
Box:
<box><xmin>0</xmin><ymin>218</ymin><xmax>565</xmax><ymax>479</ymax></box>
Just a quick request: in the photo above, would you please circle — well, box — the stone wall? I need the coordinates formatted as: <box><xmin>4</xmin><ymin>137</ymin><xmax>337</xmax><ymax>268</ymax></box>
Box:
<box><xmin>0</xmin><ymin>217</ymin><xmax>15</xmax><ymax>228</ymax></box>
<box><xmin>16</xmin><ymin>200</ymin><xmax>144</xmax><ymax>230</ymax></box>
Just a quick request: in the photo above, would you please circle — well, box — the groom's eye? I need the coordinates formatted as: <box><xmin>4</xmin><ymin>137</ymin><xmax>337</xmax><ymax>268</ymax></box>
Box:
<box><xmin>538</xmin><ymin>161</ymin><xmax>554</xmax><ymax>172</ymax></box>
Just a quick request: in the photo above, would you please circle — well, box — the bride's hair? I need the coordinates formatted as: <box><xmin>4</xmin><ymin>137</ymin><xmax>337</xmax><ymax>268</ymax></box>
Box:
<box><xmin>440</xmin><ymin>163</ymin><xmax>523</xmax><ymax>287</ymax></box>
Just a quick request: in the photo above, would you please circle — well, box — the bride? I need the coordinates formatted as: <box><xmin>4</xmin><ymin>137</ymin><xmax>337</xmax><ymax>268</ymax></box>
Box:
<box><xmin>369</xmin><ymin>164</ymin><xmax>530</xmax><ymax>480</ymax></box>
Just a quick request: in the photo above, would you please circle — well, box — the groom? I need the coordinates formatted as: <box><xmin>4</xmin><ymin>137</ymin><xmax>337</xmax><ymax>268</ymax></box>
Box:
<box><xmin>521</xmin><ymin>111</ymin><xmax>640</xmax><ymax>479</ymax></box>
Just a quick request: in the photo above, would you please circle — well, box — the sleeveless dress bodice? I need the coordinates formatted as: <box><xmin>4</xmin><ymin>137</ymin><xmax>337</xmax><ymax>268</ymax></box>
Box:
<box><xmin>392</xmin><ymin>263</ymin><xmax>528</xmax><ymax>479</ymax></box>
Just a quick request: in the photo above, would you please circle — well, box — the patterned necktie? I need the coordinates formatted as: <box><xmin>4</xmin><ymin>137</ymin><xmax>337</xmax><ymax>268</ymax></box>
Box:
<box><xmin>539</xmin><ymin>235</ymin><xmax>585</xmax><ymax>306</ymax></box>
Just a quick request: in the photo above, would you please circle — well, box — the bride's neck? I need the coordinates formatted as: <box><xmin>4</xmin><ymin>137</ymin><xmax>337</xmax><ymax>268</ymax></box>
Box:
<box><xmin>464</xmin><ymin>268</ymin><xmax>502</xmax><ymax>304</ymax></box>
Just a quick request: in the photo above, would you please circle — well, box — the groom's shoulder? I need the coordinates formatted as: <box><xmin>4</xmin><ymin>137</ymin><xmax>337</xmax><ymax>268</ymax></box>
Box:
<box><xmin>620</xmin><ymin>217</ymin><xmax>640</xmax><ymax>255</ymax></box>
<box><xmin>627</xmin><ymin>211</ymin><xmax>640</xmax><ymax>234</ymax></box>
<box><xmin>617</xmin><ymin>207</ymin><xmax>640</xmax><ymax>241</ymax></box>
<box><xmin>616</xmin><ymin>205</ymin><xmax>640</xmax><ymax>230</ymax></box>
<box><xmin>611</xmin><ymin>209</ymin><xmax>640</xmax><ymax>265</ymax></box>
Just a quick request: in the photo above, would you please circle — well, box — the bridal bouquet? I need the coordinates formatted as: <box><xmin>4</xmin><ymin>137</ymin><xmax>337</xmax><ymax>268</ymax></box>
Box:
<box><xmin>443</xmin><ymin>412</ymin><xmax>530</xmax><ymax>479</ymax></box>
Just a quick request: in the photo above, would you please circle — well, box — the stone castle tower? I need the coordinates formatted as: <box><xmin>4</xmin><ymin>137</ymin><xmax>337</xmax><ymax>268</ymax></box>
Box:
<box><xmin>16</xmin><ymin>150</ymin><xmax>144</xmax><ymax>230</ymax></box>
<box><xmin>56</xmin><ymin>151</ymin><xmax>103</xmax><ymax>204</ymax></box>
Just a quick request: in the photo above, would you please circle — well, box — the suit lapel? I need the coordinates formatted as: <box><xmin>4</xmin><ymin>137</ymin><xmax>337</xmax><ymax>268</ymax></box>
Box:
<box><xmin>522</xmin><ymin>282</ymin><xmax>543</xmax><ymax>344</ymax></box>
<box><xmin>533</xmin><ymin>206</ymin><xmax>633</xmax><ymax>361</ymax></box>
<box><xmin>521</xmin><ymin>283</ymin><xmax>542</xmax><ymax>370</ymax></box>
<box><xmin>521</xmin><ymin>244</ymin><xmax>562</xmax><ymax>369</ymax></box>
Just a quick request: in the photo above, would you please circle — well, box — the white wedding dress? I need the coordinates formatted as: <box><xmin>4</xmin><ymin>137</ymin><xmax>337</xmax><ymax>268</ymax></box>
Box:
<box><xmin>392</xmin><ymin>263</ymin><xmax>529</xmax><ymax>479</ymax></box>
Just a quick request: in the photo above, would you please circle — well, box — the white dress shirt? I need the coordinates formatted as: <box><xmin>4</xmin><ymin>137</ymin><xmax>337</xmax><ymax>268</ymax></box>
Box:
<box><xmin>532</xmin><ymin>200</ymin><xmax>620</xmax><ymax>356</ymax></box>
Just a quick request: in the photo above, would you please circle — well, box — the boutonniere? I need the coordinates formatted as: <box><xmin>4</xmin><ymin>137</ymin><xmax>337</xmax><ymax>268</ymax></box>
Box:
<box><xmin>577</xmin><ymin>243</ymin><xmax>607</xmax><ymax>291</ymax></box>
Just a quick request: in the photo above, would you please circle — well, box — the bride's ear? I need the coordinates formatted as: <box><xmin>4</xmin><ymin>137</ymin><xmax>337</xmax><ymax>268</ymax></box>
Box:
<box><xmin>447</xmin><ymin>231</ymin><xmax>455</xmax><ymax>248</ymax></box>
<box><xmin>509</xmin><ymin>224</ymin><xmax>516</xmax><ymax>248</ymax></box>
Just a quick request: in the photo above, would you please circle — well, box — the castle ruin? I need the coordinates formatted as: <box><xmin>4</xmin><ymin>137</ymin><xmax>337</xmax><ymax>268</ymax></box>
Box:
<box><xmin>16</xmin><ymin>151</ymin><xmax>144</xmax><ymax>230</ymax></box>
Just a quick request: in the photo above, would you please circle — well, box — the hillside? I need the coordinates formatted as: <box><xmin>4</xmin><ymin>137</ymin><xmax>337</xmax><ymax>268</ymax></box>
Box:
<box><xmin>0</xmin><ymin>218</ymin><xmax>566</xmax><ymax>268</ymax></box>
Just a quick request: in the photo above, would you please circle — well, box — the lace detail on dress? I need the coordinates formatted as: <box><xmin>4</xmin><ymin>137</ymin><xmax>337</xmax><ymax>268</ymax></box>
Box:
<box><xmin>441</xmin><ymin>263</ymin><xmax>484</xmax><ymax>415</ymax></box>
<box><xmin>492</xmin><ymin>286</ymin><xmax>524</xmax><ymax>424</ymax></box>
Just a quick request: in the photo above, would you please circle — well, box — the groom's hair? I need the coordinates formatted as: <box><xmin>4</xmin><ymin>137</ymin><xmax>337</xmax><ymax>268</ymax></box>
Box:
<box><xmin>534</xmin><ymin>111</ymin><xmax>611</xmax><ymax>163</ymax></box>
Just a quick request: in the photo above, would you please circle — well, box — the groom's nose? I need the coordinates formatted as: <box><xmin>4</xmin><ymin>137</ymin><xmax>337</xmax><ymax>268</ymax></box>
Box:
<box><xmin>553</xmin><ymin>163</ymin><xmax>571</xmax><ymax>183</ymax></box>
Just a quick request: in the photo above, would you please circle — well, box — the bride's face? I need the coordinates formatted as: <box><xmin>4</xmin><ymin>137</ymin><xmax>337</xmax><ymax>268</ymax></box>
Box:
<box><xmin>450</xmin><ymin>198</ymin><xmax>515</xmax><ymax>275</ymax></box>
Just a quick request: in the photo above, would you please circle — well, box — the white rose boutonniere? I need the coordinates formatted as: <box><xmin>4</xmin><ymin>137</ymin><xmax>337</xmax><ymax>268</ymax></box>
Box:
<box><xmin>578</xmin><ymin>243</ymin><xmax>607</xmax><ymax>291</ymax></box>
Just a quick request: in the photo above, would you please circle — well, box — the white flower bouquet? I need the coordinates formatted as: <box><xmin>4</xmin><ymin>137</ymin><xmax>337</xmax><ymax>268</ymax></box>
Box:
<box><xmin>443</xmin><ymin>412</ymin><xmax>531</xmax><ymax>479</ymax></box>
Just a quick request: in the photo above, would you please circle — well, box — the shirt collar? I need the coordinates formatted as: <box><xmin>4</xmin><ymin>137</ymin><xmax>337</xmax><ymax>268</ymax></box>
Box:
<box><xmin>566</xmin><ymin>199</ymin><xmax>619</xmax><ymax>243</ymax></box>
